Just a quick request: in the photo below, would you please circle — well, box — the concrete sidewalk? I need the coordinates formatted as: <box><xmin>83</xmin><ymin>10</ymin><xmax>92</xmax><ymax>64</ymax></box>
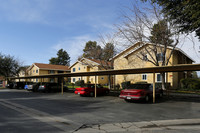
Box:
<box><xmin>73</xmin><ymin>118</ymin><xmax>200</xmax><ymax>133</ymax></box>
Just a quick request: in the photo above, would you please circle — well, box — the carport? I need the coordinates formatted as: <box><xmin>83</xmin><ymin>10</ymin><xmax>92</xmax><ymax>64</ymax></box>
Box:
<box><xmin>9</xmin><ymin>63</ymin><xmax>200</xmax><ymax>103</ymax></box>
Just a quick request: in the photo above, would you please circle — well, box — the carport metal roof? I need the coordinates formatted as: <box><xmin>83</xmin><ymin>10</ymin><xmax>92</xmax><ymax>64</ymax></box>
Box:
<box><xmin>9</xmin><ymin>63</ymin><xmax>200</xmax><ymax>80</ymax></box>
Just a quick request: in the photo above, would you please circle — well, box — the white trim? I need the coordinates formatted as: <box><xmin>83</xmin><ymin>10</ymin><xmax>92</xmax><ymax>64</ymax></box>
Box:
<box><xmin>156</xmin><ymin>73</ymin><xmax>167</xmax><ymax>82</ymax></box>
<box><xmin>156</xmin><ymin>73</ymin><xmax>162</xmax><ymax>82</ymax></box>
<box><xmin>112</xmin><ymin>41</ymin><xmax>143</xmax><ymax>60</ymax></box>
<box><xmin>123</xmin><ymin>44</ymin><xmax>145</xmax><ymax>58</ymax></box>
<box><xmin>81</xmin><ymin>58</ymin><xmax>100</xmax><ymax>66</ymax></box>
<box><xmin>69</xmin><ymin>61</ymin><xmax>79</xmax><ymax>68</ymax></box>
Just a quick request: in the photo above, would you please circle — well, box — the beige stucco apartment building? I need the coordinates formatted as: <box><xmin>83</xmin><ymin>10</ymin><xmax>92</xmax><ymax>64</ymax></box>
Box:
<box><xmin>70</xmin><ymin>58</ymin><xmax>112</xmax><ymax>85</ymax></box>
<box><xmin>26</xmin><ymin>63</ymin><xmax>70</xmax><ymax>83</ymax></box>
<box><xmin>113</xmin><ymin>42</ymin><xmax>194</xmax><ymax>89</ymax></box>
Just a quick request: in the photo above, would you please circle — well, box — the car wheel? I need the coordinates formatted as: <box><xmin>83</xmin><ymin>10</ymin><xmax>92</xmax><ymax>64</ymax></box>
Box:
<box><xmin>90</xmin><ymin>92</ymin><xmax>94</xmax><ymax>97</ymax></box>
<box><xmin>145</xmin><ymin>95</ymin><xmax>149</xmax><ymax>102</ymax></box>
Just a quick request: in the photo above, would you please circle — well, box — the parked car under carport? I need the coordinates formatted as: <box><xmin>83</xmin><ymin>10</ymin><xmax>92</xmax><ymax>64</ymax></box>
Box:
<box><xmin>119</xmin><ymin>83</ymin><xmax>163</xmax><ymax>102</ymax></box>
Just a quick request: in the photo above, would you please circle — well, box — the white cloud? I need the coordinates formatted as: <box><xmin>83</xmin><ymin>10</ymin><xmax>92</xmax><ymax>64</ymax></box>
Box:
<box><xmin>51</xmin><ymin>35</ymin><xmax>98</xmax><ymax>65</ymax></box>
<box><xmin>177</xmin><ymin>33</ymin><xmax>200</xmax><ymax>63</ymax></box>
<box><xmin>0</xmin><ymin>0</ymin><xmax>52</xmax><ymax>23</ymax></box>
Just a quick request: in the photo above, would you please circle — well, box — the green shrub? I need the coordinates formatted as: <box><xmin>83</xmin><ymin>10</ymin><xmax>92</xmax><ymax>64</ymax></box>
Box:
<box><xmin>75</xmin><ymin>80</ymin><xmax>85</xmax><ymax>87</ymax></box>
<box><xmin>180</xmin><ymin>78</ymin><xmax>200</xmax><ymax>91</ymax></box>
<box><xmin>121</xmin><ymin>81</ymin><xmax>131</xmax><ymax>89</ymax></box>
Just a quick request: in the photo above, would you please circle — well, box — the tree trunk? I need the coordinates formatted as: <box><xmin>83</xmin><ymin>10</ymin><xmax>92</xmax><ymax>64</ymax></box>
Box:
<box><xmin>161</xmin><ymin>72</ymin><xmax>166</xmax><ymax>90</ymax></box>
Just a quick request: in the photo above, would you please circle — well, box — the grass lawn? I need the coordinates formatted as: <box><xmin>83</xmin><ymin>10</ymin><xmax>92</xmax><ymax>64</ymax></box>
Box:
<box><xmin>170</xmin><ymin>89</ymin><xmax>200</xmax><ymax>95</ymax></box>
<box><xmin>66</xmin><ymin>85</ymin><xmax>81</xmax><ymax>89</ymax></box>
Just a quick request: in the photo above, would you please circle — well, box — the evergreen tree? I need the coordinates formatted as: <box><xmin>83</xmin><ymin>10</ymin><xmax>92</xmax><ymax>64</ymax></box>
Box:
<box><xmin>82</xmin><ymin>41</ymin><xmax>102</xmax><ymax>59</ymax></box>
<box><xmin>142</xmin><ymin>0</ymin><xmax>200</xmax><ymax>39</ymax></box>
<box><xmin>149</xmin><ymin>20</ymin><xmax>173</xmax><ymax>46</ymax></box>
<box><xmin>102</xmin><ymin>43</ymin><xmax>115</xmax><ymax>61</ymax></box>
<box><xmin>49</xmin><ymin>49</ymin><xmax>70</xmax><ymax>66</ymax></box>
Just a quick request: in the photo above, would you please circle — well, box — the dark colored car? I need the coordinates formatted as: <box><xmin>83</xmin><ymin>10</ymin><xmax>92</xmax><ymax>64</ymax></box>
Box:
<box><xmin>75</xmin><ymin>84</ymin><xmax>109</xmax><ymax>97</ymax></box>
<box><xmin>38</xmin><ymin>82</ymin><xmax>68</xmax><ymax>93</ymax></box>
<box><xmin>119</xmin><ymin>83</ymin><xmax>163</xmax><ymax>102</ymax></box>
<box><xmin>13</xmin><ymin>82</ymin><xmax>26</xmax><ymax>89</ymax></box>
<box><xmin>6</xmin><ymin>82</ymin><xmax>15</xmax><ymax>89</ymax></box>
<box><xmin>26</xmin><ymin>83</ymin><xmax>41</xmax><ymax>92</ymax></box>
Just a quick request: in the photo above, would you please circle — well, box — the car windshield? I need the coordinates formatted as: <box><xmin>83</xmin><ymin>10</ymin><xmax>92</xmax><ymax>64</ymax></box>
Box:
<box><xmin>127</xmin><ymin>84</ymin><xmax>151</xmax><ymax>89</ymax></box>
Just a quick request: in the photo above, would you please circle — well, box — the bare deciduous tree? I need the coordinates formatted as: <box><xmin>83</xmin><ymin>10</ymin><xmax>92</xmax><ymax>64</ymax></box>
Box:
<box><xmin>115</xmin><ymin>1</ymin><xmax>181</xmax><ymax>89</ymax></box>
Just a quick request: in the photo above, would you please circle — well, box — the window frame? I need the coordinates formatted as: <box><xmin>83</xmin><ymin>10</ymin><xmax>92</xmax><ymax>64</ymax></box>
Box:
<box><xmin>73</xmin><ymin>68</ymin><xmax>76</xmax><ymax>72</ymax></box>
<box><xmin>156</xmin><ymin>73</ymin><xmax>162</xmax><ymax>82</ymax></box>
<box><xmin>142</xmin><ymin>74</ymin><xmax>147</xmax><ymax>80</ymax></box>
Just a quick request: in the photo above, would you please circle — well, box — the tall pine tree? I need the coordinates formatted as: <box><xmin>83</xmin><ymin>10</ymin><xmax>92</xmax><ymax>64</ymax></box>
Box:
<box><xmin>49</xmin><ymin>49</ymin><xmax>70</xmax><ymax>66</ymax></box>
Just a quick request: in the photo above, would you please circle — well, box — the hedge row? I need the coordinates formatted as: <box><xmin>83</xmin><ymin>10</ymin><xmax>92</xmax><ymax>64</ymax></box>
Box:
<box><xmin>121</xmin><ymin>81</ymin><xmax>170</xmax><ymax>89</ymax></box>
<box><xmin>180</xmin><ymin>78</ymin><xmax>200</xmax><ymax>91</ymax></box>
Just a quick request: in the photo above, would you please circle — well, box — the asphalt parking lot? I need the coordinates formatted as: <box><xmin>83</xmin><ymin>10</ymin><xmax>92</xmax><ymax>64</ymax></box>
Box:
<box><xmin>0</xmin><ymin>88</ymin><xmax>200</xmax><ymax>133</ymax></box>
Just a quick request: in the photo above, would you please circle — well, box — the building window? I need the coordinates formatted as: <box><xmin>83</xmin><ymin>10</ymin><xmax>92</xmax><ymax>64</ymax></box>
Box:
<box><xmin>157</xmin><ymin>53</ymin><xmax>163</xmax><ymax>62</ymax></box>
<box><xmin>157</xmin><ymin>74</ymin><xmax>162</xmax><ymax>82</ymax></box>
<box><xmin>142</xmin><ymin>74</ymin><xmax>147</xmax><ymax>80</ymax></box>
<box><xmin>36</xmin><ymin>78</ymin><xmax>38</xmax><ymax>82</ymax></box>
<box><xmin>73</xmin><ymin>68</ymin><xmax>76</xmax><ymax>72</ymax></box>
<box><xmin>49</xmin><ymin>70</ymin><xmax>55</xmax><ymax>74</ymax></box>
<box><xmin>79</xmin><ymin>67</ymin><xmax>80</xmax><ymax>71</ymax></box>
<box><xmin>79</xmin><ymin>78</ymin><xmax>80</xmax><ymax>81</ymax></box>
<box><xmin>33</xmin><ymin>70</ymin><xmax>35</xmax><ymax>73</ymax></box>
<box><xmin>101</xmin><ymin>77</ymin><xmax>104</xmax><ymax>80</ymax></box>
<box><xmin>50</xmin><ymin>78</ymin><xmax>55</xmax><ymax>82</ymax></box>
<box><xmin>36</xmin><ymin>70</ymin><xmax>38</xmax><ymax>73</ymax></box>
<box><xmin>73</xmin><ymin>78</ymin><xmax>76</xmax><ymax>82</ymax></box>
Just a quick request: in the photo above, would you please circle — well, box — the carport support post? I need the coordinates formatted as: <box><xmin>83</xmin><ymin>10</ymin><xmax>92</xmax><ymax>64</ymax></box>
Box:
<box><xmin>40</xmin><ymin>78</ymin><xmax>43</xmax><ymax>85</ymax></box>
<box><xmin>61</xmin><ymin>77</ymin><xmax>64</xmax><ymax>95</ymax></box>
<box><xmin>108</xmin><ymin>75</ymin><xmax>111</xmax><ymax>90</ymax></box>
<box><xmin>95</xmin><ymin>76</ymin><xmax>97</xmax><ymax>98</ymax></box>
<box><xmin>153</xmin><ymin>72</ymin><xmax>156</xmax><ymax>103</ymax></box>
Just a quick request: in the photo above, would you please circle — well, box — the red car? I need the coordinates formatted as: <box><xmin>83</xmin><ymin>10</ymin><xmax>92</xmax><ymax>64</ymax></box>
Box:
<box><xmin>75</xmin><ymin>84</ymin><xmax>109</xmax><ymax>97</ymax></box>
<box><xmin>119</xmin><ymin>84</ymin><xmax>163</xmax><ymax>102</ymax></box>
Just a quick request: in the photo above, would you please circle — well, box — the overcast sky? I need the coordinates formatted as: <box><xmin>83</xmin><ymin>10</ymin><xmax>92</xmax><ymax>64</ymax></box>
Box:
<box><xmin>0</xmin><ymin>0</ymin><xmax>199</xmax><ymax>66</ymax></box>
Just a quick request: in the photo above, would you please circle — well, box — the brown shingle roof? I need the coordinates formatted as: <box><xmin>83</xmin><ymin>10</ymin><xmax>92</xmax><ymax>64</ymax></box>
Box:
<box><xmin>34</xmin><ymin>63</ymin><xmax>70</xmax><ymax>71</ymax></box>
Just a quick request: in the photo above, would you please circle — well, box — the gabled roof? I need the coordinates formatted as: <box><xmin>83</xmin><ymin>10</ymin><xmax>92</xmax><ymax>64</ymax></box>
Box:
<box><xmin>112</xmin><ymin>42</ymin><xmax>195</xmax><ymax>62</ymax></box>
<box><xmin>27</xmin><ymin>63</ymin><xmax>70</xmax><ymax>71</ymax></box>
<box><xmin>112</xmin><ymin>42</ymin><xmax>142</xmax><ymax>60</ymax></box>
<box><xmin>69</xmin><ymin>58</ymin><xmax>112</xmax><ymax>68</ymax></box>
